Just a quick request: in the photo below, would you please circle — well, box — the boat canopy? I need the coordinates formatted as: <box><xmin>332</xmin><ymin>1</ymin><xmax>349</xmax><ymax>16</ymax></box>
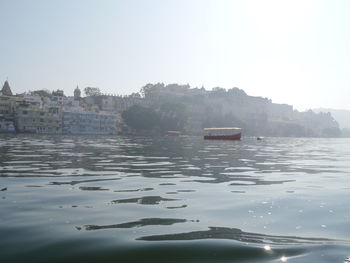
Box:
<box><xmin>203</xmin><ymin>127</ymin><xmax>241</xmax><ymax>131</ymax></box>
<box><xmin>203</xmin><ymin>127</ymin><xmax>241</xmax><ymax>136</ymax></box>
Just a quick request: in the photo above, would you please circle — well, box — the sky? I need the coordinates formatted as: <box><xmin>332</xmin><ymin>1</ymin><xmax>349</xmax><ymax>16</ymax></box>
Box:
<box><xmin>1</xmin><ymin>0</ymin><xmax>350</xmax><ymax>111</ymax></box>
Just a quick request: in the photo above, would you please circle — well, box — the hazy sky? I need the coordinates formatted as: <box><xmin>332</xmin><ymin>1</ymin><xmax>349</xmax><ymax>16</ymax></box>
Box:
<box><xmin>1</xmin><ymin>0</ymin><xmax>350</xmax><ymax>111</ymax></box>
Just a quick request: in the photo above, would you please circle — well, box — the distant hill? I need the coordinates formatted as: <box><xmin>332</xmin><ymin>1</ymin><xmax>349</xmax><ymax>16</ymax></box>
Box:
<box><xmin>137</xmin><ymin>83</ymin><xmax>341</xmax><ymax>137</ymax></box>
<box><xmin>313</xmin><ymin>108</ymin><xmax>350</xmax><ymax>129</ymax></box>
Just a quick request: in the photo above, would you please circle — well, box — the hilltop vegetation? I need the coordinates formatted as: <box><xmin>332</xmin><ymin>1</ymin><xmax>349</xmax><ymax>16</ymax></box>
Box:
<box><xmin>313</xmin><ymin>108</ymin><xmax>350</xmax><ymax>137</ymax></box>
<box><xmin>122</xmin><ymin>102</ymin><xmax>188</xmax><ymax>133</ymax></box>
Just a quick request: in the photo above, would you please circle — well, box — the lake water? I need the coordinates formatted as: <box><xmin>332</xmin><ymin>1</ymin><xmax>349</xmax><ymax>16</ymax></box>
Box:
<box><xmin>1</xmin><ymin>135</ymin><xmax>350</xmax><ymax>262</ymax></box>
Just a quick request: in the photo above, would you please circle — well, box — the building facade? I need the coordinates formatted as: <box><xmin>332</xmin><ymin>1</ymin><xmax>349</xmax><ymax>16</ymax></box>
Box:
<box><xmin>15</xmin><ymin>102</ymin><xmax>62</xmax><ymax>134</ymax></box>
<box><xmin>62</xmin><ymin>110</ymin><xmax>117</xmax><ymax>134</ymax></box>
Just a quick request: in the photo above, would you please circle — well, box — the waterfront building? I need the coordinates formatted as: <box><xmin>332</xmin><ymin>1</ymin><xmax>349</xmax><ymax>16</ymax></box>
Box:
<box><xmin>101</xmin><ymin>96</ymin><xmax>115</xmax><ymax>111</ymax></box>
<box><xmin>62</xmin><ymin>110</ymin><xmax>117</xmax><ymax>134</ymax></box>
<box><xmin>112</xmin><ymin>95</ymin><xmax>144</xmax><ymax>113</ymax></box>
<box><xmin>0</xmin><ymin>95</ymin><xmax>17</xmax><ymax>117</ymax></box>
<box><xmin>51</xmin><ymin>90</ymin><xmax>64</xmax><ymax>105</ymax></box>
<box><xmin>267</xmin><ymin>103</ymin><xmax>294</xmax><ymax>121</ymax></box>
<box><xmin>15</xmin><ymin>101</ymin><xmax>62</xmax><ymax>134</ymax></box>
<box><xmin>63</xmin><ymin>96</ymin><xmax>80</xmax><ymax>108</ymax></box>
<box><xmin>83</xmin><ymin>94</ymin><xmax>145</xmax><ymax>113</ymax></box>
<box><xmin>0</xmin><ymin>94</ymin><xmax>19</xmax><ymax>133</ymax></box>
<box><xmin>0</xmin><ymin>115</ymin><xmax>15</xmax><ymax>132</ymax></box>
<box><xmin>21</xmin><ymin>92</ymin><xmax>44</xmax><ymax>108</ymax></box>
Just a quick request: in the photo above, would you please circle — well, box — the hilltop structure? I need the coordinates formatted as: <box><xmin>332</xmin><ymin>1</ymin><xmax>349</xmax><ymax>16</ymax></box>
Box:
<box><xmin>74</xmin><ymin>86</ymin><xmax>81</xmax><ymax>101</ymax></box>
<box><xmin>137</xmin><ymin>83</ymin><xmax>340</xmax><ymax>137</ymax></box>
<box><xmin>1</xmin><ymin>80</ymin><xmax>13</xmax><ymax>96</ymax></box>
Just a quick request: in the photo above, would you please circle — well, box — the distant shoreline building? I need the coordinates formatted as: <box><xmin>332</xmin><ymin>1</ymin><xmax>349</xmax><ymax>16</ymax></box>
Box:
<box><xmin>0</xmin><ymin>80</ymin><xmax>16</xmax><ymax>132</ymax></box>
<box><xmin>0</xmin><ymin>81</ymin><xmax>118</xmax><ymax>135</ymax></box>
<box><xmin>62</xmin><ymin>110</ymin><xmax>117</xmax><ymax>135</ymax></box>
<box><xmin>16</xmin><ymin>101</ymin><xmax>62</xmax><ymax>134</ymax></box>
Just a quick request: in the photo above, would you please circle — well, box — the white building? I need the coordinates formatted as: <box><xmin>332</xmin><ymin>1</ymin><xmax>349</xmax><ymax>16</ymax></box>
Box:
<box><xmin>62</xmin><ymin>110</ymin><xmax>117</xmax><ymax>134</ymax></box>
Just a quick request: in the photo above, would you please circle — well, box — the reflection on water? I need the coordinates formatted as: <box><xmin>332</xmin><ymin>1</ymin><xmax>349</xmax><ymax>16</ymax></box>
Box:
<box><xmin>111</xmin><ymin>196</ymin><xmax>179</xmax><ymax>205</ymax></box>
<box><xmin>1</xmin><ymin>134</ymin><xmax>350</xmax><ymax>262</ymax></box>
<box><xmin>137</xmin><ymin>226</ymin><xmax>343</xmax><ymax>245</ymax></box>
<box><xmin>82</xmin><ymin>218</ymin><xmax>188</xmax><ymax>230</ymax></box>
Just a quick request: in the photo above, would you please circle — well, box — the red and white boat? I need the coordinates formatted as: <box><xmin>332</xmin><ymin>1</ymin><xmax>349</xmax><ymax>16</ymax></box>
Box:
<box><xmin>203</xmin><ymin>127</ymin><xmax>242</xmax><ymax>140</ymax></box>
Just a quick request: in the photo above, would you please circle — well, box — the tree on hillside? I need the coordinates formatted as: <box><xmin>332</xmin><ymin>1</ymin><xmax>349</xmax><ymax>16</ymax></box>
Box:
<box><xmin>227</xmin><ymin>87</ymin><xmax>247</xmax><ymax>96</ymax></box>
<box><xmin>122</xmin><ymin>105</ymin><xmax>160</xmax><ymax>131</ymax></box>
<box><xmin>210</xmin><ymin>87</ymin><xmax>226</xmax><ymax>97</ymax></box>
<box><xmin>140</xmin><ymin>83</ymin><xmax>164</xmax><ymax>99</ymax></box>
<box><xmin>201</xmin><ymin>111</ymin><xmax>245</xmax><ymax>130</ymax></box>
<box><xmin>159</xmin><ymin>102</ymin><xmax>188</xmax><ymax>131</ymax></box>
<box><xmin>129</xmin><ymin>92</ymin><xmax>141</xmax><ymax>98</ymax></box>
<box><xmin>33</xmin><ymin>89</ymin><xmax>51</xmax><ymax>98</ymax></box>
<box><xmin>322</xmin><ymin>127</ymin><xmax>341</xmax><ymax>137</ymax></box>
<box><xmin>84</xmin><ymin>87</ymin><xmax>101</xmax><ymax>97</ymax></box>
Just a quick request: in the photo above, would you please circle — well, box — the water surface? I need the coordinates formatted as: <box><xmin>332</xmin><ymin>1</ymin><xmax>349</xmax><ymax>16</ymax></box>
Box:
<box><xmin>1</xmin><ymin>135</ymin><xmax>350</xmax><ymax>262</ymax></box>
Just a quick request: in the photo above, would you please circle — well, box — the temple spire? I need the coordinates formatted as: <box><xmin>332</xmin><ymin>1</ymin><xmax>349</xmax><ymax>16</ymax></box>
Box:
<box><xmin>74</xmin><ymin>85</ymin><xmax>81</xmax><ymax>100</ymax></box>
<box><xmin>1</xmin><ymin>80</ymin><xmax>13</xmax><ymax>96</ymax></box>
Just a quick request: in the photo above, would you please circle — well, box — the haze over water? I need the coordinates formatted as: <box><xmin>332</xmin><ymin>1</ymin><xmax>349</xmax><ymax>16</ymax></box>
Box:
<box><xmin>1</xmin><ymin>134</ymin><xmax>350</xmax><ymax>262</ymax></box>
